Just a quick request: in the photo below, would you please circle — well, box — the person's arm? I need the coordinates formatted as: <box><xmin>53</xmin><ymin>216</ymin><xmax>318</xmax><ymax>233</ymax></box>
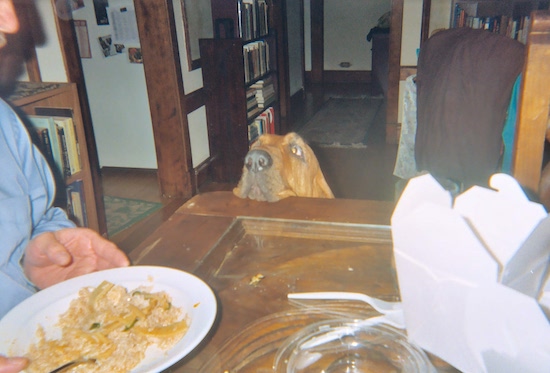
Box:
<box><xmin>0</xmin><ymin>100</ymin><xmax>126</xmax><ymax>320</ymax></box>
<box><xmin>0</xmin><ymin>100</ymin><xmax>73</xmax><ymax>283</ymax></box>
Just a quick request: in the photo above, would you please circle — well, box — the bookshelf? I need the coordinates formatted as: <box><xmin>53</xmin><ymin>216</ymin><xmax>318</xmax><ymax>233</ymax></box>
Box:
<box><xmin>451</xmin><ymin>0</ymin><xmax>550</xmax><ymax>42</ymax></box>
<box><xmin>8</xmin><ymin>82</ymin><xmax>105</xmax><ymax>235</ymax></box>
<box><xmin>200</xmin><ymin>0</ymin><xmax>280</xmax><ymax>182</ymax></box>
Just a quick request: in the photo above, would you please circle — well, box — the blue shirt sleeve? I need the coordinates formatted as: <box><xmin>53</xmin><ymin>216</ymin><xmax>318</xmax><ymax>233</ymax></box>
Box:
<box><xmin>0</xmin><ymin>98</ymin><xmax>75</xmax><ymax>319</ymax></box>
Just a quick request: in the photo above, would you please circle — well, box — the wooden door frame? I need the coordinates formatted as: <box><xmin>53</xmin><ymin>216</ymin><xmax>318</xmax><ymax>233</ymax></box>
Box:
<box><xmin>386</xmin><ymin>0</ymin><xmax>404</xmax><ymax>144</ymax></box>
<box><xmin>133</xmin><ymin>0</ymin><xmax>194</xmax><ymax>199</ymax></box>
<box><xmin>310</xmin><ymin>0</ymin><xmax>324</xmax><ymax>83</ymax></box>
<box><xmin>308</xmin><ymin>0</ymin><xmax>403</xmax><ymax>144</ymax></box>
<box><xmin>273</xmin><ymin>0</ymin><xmax>291</xmax><ymax>132</ymax></box>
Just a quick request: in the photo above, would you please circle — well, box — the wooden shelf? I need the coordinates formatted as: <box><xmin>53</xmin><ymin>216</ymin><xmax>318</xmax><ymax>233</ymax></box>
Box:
<box><xmin>9</xmin><ymin>82</ymin><xmax>106</xmax><ymax>235</ymax></box>
<box><xmin>452</xmin><ymin>0</ymin><xmax>550</xmax><ymax>41</ymax></box>
<box><xmin>200</xmin><ymin>0</ymin><xmax>281</xmax><ymax>183</ymax></box>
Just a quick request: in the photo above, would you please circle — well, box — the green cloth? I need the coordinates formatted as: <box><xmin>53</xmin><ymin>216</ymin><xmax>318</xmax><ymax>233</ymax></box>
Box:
<box><xmin>501</xmin><ymin>74</ymin><xmax>522</xmax><ymax>173</ymax></box>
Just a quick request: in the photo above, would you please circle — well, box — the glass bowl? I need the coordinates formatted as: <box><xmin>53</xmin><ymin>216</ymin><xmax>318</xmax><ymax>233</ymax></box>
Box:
<box><xmin>273</xmin><ymin>319</ymin><xmax>436</xmax><ymax>373</ymax></box>
<box><xmin>199</xmin><ymin>303</ymin><xmax>380</xmax><ymax>372</ymax></box>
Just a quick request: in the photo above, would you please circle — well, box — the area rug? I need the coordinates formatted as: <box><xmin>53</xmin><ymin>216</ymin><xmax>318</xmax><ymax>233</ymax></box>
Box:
<box><xmin>103</xmin><ymin>196</ymin><xmax>163</xmax><ymax>236</ymax></box>
<box><xmin>299</xmin><ymin>97</ymin><xmax>383</xmax><ymax>147</ymax></box>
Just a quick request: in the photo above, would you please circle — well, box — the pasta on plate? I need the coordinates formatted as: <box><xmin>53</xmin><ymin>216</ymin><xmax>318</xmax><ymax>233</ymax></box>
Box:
<box><xmin>25</xmin><ymin>281</ymin><xmax>188</xmax><ymax>373</ymax></box>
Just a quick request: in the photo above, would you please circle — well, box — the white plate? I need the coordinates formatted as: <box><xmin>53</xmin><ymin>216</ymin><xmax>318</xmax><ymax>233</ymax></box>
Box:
<box><xmin>0</xmin><ymin>266</ymin><xmax>217</xmax><ymax>372</ymax></box>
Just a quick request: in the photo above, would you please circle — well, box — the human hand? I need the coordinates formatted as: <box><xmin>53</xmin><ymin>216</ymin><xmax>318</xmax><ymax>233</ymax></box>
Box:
<box><xmin>23</xmin><ymin>228</ymin><xmax>130</xmax><ymax>289</ymax></box>
<box><xmin>0</xmin><ymin>356</ymin><xmax>28</xmax><ymax>373</ymax></box>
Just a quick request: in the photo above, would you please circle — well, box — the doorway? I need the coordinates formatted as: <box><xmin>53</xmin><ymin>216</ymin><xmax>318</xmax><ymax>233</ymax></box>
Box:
<box><xmin>305</xmin><ymin>0</ymin><xmax>403</xmax><ymax>144</ymax></box>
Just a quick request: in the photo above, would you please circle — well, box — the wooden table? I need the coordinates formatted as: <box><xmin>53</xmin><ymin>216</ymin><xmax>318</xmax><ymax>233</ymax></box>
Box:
<box><xmin>129</xmin><ymin>192</ymin><xmax>455</xmax><ymax>372</ymax></box>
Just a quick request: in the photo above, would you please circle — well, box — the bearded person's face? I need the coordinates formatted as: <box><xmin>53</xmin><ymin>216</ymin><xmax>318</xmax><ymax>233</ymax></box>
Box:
<box><xmin>0</xmin><ymin>0</ymin><xmax>45</xmax><ymax>95</ymax></box>
<box><xmin>0</xmin><ymin>33</ymin><xmax>26</xmax><ymax>93</ymax></box>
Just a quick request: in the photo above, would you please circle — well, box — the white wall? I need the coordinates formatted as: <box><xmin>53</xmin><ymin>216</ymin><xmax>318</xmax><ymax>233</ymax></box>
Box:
<box><xmin>172</xmin><ymin>0</ymin><xmax>211</xmax><ymax>167</ymax></box>
<box><xmin>401</xmin><ymin>0</ymin><xmax>423</xmax><ymax>66</ymax></box>
<box><xmin>31</xmin><ymin>1</ymin><xmax>67</xmax><ymax>83</ymax></box>
<box><xmin>71</xmin><ymin>1</ymin><xmax>156</xmax><ymax>169</ymax></box>
<box><xmin>430</xmin><ymin>0</ymin><xmax>453</xmax><ymax>35</ymax></box>
<box><xmin>325</xmin><ymin>0</ymin><xmax>391</xmax><ymax>71</ymax></box>
<box><xmin>304</xmin><ymin>0</ymin><xmax>391</xmax><ymax>71</ymax></box>
<box><xmin>398</xmin><ymin>0</ymin><xmax>452</xmax><ymax>123</ymax></box>
<box><xmin>287</xmin><ymin>0</ymin><xmax>304</xmax><ymax>96</ymax></box>
<box><xmin>400</xmin><ymin>0</ymin><xmax>452</xmax><ymax>65</ymax></box>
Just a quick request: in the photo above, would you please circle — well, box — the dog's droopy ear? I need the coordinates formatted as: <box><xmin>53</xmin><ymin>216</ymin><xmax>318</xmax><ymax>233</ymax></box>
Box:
<box><xmin>282</xmin><ymin>132</ymin><xmax>334</xmax><ymax>199</ymax></box>
<box><xmin>315</xmin><ymin>173</ymin><xmax>335</xmax><ymax>198</ymax></box>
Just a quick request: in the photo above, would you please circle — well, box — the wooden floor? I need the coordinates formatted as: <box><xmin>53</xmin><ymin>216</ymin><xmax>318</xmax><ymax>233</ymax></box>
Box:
<box><xmin>102</xmin><ymin>82</ymin><xmax>398</xmax><ymax>254</ymax></box>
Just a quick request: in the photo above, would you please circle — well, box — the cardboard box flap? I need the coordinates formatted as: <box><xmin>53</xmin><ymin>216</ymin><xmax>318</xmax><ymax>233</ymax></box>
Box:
<box><xmin>454</xmin><ymin>173</ymin><xmax>547</xmax><ymax>268</ymax></box>
<box><xmin>391</xmin><ymin>173</ymin><xmax>550</xmax><ymax>373</ymax></box>
<box><xmin>500</xmin><ymin>216</ymin><xmax>550</xmax><ymax>298</ymax></box>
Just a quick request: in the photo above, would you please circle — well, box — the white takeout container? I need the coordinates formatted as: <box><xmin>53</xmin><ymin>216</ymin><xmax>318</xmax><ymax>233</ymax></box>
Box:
<box><xmin>391</xmin><ymin>173</ymin><xmax>550</xmax><ymax>373</ymax></box>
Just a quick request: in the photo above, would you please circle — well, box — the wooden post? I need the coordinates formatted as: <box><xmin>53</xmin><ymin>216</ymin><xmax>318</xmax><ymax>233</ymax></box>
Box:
<box><xmin>512</xmin><ymin>11</ymin><xmax>550</xmax><ymax>194</ymax></box>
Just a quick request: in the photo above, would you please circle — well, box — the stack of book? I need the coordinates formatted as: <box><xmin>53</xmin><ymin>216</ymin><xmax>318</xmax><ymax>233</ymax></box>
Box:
<box><xmin>250</xmin><ymin>76</ymin><xmax>276</xmax><ymax>109</ymax></box>
<box><xmin>65</xmin><ymin>179</ymin><xmax>88</xmax><ymax>227</ymax></box>
<box><xmin>246</xmin><ymin>87</ymin><xmax>261</xmax><ymax>119</ymax></box>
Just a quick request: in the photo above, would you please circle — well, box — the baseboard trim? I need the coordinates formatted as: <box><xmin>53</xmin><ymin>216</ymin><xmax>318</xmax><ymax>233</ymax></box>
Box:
<box><xmin>194</xmin><ymin>157</ymin><xmax>213</xmax><ymax>189</ymax></box>
<box><xmin>100</xmin><ymin>160</ymin><xmax>218</xmax><ymax>192</ymax></box>
<box><xmin>101</xmin><ymin>166</ymin><xmax>158</xmax><ymax>175</ymax></box>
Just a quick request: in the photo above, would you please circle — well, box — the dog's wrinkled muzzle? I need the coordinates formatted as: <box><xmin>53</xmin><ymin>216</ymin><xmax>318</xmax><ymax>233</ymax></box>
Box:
<box><xmin>245</xmin><ymin>149</ymin><xmax>273</xmax><ymax>173</ymax></box>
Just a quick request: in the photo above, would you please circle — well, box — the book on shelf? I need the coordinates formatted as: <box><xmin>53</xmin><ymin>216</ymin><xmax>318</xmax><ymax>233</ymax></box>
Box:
<box><xmin>53</xmin><ymin>116</ymin><xmax>81</xmax><ymax>175</ymax></box>
<box><xmin>247</xmin><ymin>97</ymin><xmax>259</xmax><ymax>110</ymax></box>
<box><xmin>66</xmin><ymin>179</ymin><xmax>87</xmax><ymax>227</ymax></box>
<box><xmin>32</xmin><ymin>127</ymin><xmax>55</xmax><ymax>169</ymax></box>
<box><xmin>451</xmin><ymin>2</ymin><xmax>532</xmax><ymax>43</ymax></box>
<box><xmin>243</xmin><ymin>40</ymin><xmax>270</xmax><ymax>84</ymax></box>
<box><xmin>261</xmin><ymin>106</ymin><xmax>275</xmax><ymax>134</ymax></box>
<box><xmin>250</xmin><ymin>76</ymin><xmax>276</xmax><ymax>108</ymax></box>
<box><xmin>28</xmin><ymin>115</ymin><xmax>64</xmax><ymax>177</ymax></box>
<box><xmin>248</xmin><ymin>106</ymin><xmax>275</xmax><ymax>143</ymax></box>
<box><xmin>56</xmin><ymin>124</ymin><xmax>71</xmax><ymax>178</ymax></box>
<box><xmin>248</xmin><ymin>121</ymin><xmax>260</xmax><ymax>143</ymax></box>
<box><xmin>239</xmin><ymin>0</ymin><xmax>269</xmax><ymax>41</ymax></box>
<box><xmin>34</xmin><ymin>107</ymin><xmax>82</xmax><ymax>176</ymax></box>
<box><xmin>246</xmin><ymin>87</ymin><xmax>259</xmax><ymax>109</ymax></box>
<box><xmin>247</xmin><ymin>104</ymin><xmax>261</xmax><ymax>119</ymax></box>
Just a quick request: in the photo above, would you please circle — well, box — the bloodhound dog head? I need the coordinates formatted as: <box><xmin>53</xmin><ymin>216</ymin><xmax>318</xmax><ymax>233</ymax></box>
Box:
<box><xmin>233</xmin><ymin>132</ymin><xmax>334</xmax><ymax>202</ymax></box>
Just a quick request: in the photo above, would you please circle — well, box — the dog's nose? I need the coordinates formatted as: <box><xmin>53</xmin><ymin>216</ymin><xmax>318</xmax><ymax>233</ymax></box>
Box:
<box><xmin>245</xmin><ymin>149</ymin><xmax>273</xmax><ymax>173</ymax></box>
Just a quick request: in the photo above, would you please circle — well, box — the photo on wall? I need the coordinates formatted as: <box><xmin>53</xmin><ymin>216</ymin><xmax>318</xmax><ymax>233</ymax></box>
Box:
<box><xmin>74</xmin><ymin>20</ymin><xmax>91</xmax><ymax>58</ymax></box>
<box><xmin>93</xmin><ymin>0</ymin><xmax>109</xmax><ymax>25</ymax></box>
<box><xmin>98</xmin><ymin>35</ymin><xmax>117</xmax><ymax>57</ymax></box>
<box><xmin>128</xmin><ymin>48</ymin><xmax>143</xmax><ymax>64</ymax></box>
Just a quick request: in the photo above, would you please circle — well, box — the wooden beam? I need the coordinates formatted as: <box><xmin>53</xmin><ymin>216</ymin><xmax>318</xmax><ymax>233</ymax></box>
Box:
<box><xmin>273</xmin><ymin>0</ymin><xmax>291</xmax><ymax>129</ymax></box>
<box><xmin>310</xmin><ymin>0</ymin><xmax>324</xmax><ymax>83</ymax></box>
<box><xmin>420</xmin><ymin>0</ymin><xmax>431</xmax><ymax>46</ymax></box>
<box><xmin>512</xmin><ymin>11</ymin><xmax>550</xmax><ymax>194</ymax></box>
<box><xmin>133</xmin><ymin>0</ymin><xmax>194</xmax><ymax>199</ymax></box>
<box><xmin>385</xmin><ymin>0</ymin><xmax>403</xmax><ymax>144</ymax></box>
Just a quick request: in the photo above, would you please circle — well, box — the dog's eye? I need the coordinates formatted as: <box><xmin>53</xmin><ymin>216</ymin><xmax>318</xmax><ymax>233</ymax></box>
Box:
<box><xmin>290</xmin><ymin>144</ymin><xmax>304</xmax><ymax>159</ymax></box>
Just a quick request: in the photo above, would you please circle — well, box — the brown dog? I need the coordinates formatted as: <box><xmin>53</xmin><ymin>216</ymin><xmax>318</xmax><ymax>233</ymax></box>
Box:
<box><xmin>233</xmin><ymin>132</ymin><xmax>334</xmax><ymax>202</ymax></box>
